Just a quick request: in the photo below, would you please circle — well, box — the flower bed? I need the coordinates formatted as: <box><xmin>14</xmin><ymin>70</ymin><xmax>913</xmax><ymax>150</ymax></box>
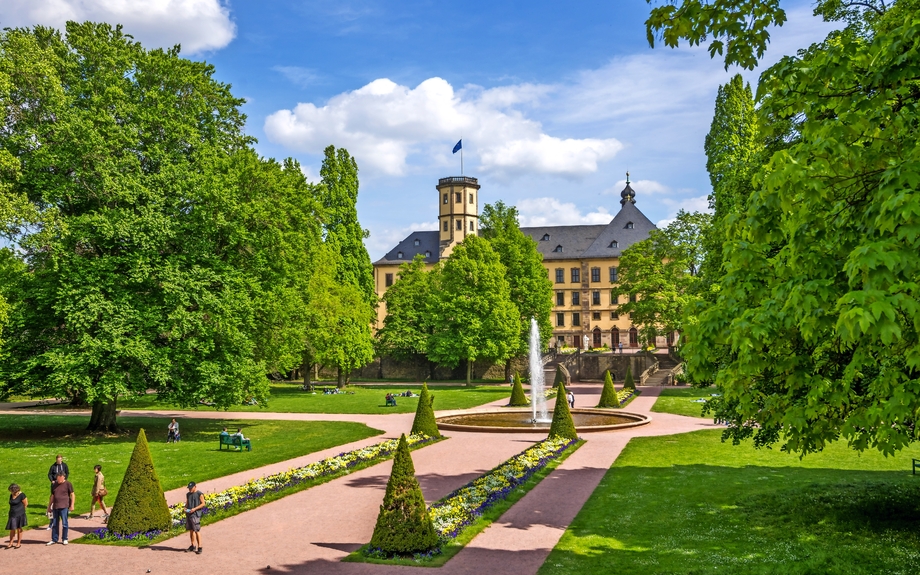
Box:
<box><xmin>428</xmin><ymin>436</ymin><xmax>576</xmax><ymax>539</ymax></box>
<box><xmin>84</xmin><ymin>433</ymin><xmax>436</xmax><ymax>544</ymax></box>
<box><xmin>617</xmin><ymin>389</ymin><xmax>637</xmax><ymax>404</ymax></box>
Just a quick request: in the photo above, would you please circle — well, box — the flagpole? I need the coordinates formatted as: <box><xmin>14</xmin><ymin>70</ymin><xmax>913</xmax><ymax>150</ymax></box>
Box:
<box><xmin>461</xmin><ymin>145</ymin><xmax>464</xmax><ymax>176</ymax></box>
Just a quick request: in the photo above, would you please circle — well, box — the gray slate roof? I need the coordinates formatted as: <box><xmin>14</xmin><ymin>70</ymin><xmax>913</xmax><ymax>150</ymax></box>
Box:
<box><xmin>523</xmin><ymin>201</ymin><xmax>657</xmax><ymax>260</ymax></box>
<box><xmin>374</xmin><ymin>231</ymin><xmax>441</xmax><ymax>265</ymax></box>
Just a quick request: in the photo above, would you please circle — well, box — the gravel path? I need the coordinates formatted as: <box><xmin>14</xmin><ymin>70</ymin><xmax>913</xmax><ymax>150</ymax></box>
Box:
<box><xmin>1</xmin><ymin>385</ymin><xmax>717</xmax><ymax>574</ymax></box>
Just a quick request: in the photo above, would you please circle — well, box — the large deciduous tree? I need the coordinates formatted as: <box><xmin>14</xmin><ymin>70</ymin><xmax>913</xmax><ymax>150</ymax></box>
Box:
<box><xmin>0</xmin><ymin>23</ymin><xmax>319</xmax><ymax>429</ymax></box>
<box><xmin>428</xmin><ymin>236</ymin><xmax>519</xmax><ymax>385</ymax></box>
<box><xmin>649</xmin><ymin>0</ymin><xmax>920</xmax><ymax>455</ymax></box>
<box><xmin>480</xmin><ymin>201</ymin><xmax>553</xmax><ymax>380</ymax></box>
<box><xmin>377</xmin><ymin>254</ymin><xmax>434</xmax><ymax>364</ymax></box>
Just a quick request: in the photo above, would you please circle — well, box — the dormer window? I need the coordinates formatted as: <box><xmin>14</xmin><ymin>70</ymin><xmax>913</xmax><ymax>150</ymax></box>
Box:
<box><xmin>553</xmin><ymin>245</ymin><xmax>563</xmax><ymax>253</ymax></box>
<box><xmin>625</xmin><ymin>222</ymin><xmax>634</xmax><ymax>229</ymax></box>
<box><xmin>425</xmin><ymin>250</ymin><xmax>431</xmax><ymax>258</ymax></box>
<box><xmin>397</xmin><ymin>251</ymin><xmax>403</xmax><ymax>259</ymax></box>
<box><xmin>541</xmin><ymin>234</ymin><xmax>550</xmax><ymax>241</ymax></box>
<box><xmin>414</xmin><ymin>238</ymin><xmax>420</xmax><ymax>246</ymax></box>
<box><xmin>609</xmin><ymin>240</ymin><xmax>618</xmax><ymax>248</ymax></box>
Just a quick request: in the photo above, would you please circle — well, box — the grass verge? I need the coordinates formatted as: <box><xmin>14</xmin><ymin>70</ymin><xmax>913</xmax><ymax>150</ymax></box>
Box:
<box><xmin>343</xmin><ymin>438</ymin><xmax>584</xmax><ymax>567</ymax></box>
<box><xmin>649</xmin><ymin>385</ymin><xmax>715</xmax><ymax>417</ymax></box>
<box><xmin>0</xmin><ymin>415</ymin><xmax>381</xmax><ymax>528</ymax></box>
<box><xmin>539</xmin><ymin>429</ymin><xmax>920</xmax><ymax>575</ymax></box>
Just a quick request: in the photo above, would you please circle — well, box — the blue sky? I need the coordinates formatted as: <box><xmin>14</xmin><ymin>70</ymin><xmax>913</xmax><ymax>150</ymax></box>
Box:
<box><xmin>3</xmin><ymin>0</ymin><xmax>836</xmax><ymax>259</ymax></box>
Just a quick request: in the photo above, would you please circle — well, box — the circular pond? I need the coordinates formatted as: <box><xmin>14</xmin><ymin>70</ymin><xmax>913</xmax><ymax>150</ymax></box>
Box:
<box><xmin>436</xmin><ymin>408</ymin><xmax>650</xmax><ymax>433</ymax></box>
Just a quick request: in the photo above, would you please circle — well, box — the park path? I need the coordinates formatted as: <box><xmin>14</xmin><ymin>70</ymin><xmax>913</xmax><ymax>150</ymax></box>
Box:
<box><xmin>1</xmin><ymin>385</ymin><xmax>719</xmax><ymax>575</ymax></box>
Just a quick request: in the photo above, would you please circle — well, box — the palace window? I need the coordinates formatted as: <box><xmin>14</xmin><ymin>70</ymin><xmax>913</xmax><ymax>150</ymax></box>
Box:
<box><xmin>625</xmin><ymin>222</ymin><xmax>634</xmax><ymax>229</ymax></box>
<box><xmin>553</xmin><ymin>245</ymin><xmax>563</xmax><ymax>253</ymax></box>
<box><xmin>557</xmin><ymin>335</ymin><xmax>566</xmax><ymax>345</ymax></box>
<box><xmin>592</xmin><ymin>312</ymin><xmax>601</xmax><ymax>320</ymax></box>
<box><xmin>630</xmin><ymin>293</ymin><xmax>637</xmax><ymax>302</ymax></box>
<box><xmin>414</xmin><ymin>238</ymin><xmax>420</xmax><ymax>246</ymax></box>
<box><xmin>592</xmin><ymin>291</ymin><xmax>601</xmax><ymax>305</ymax></box>
<box><xmin>385</xmin><ymin>273</ymin><xmax>394</xmax><ymax>287</ymax></box>
<box><xmin>556</xmin><ymin>292</ymin><xmax>565</xmax><ymax>306</ymax></box>
<box><xmin>556</xmin><ymin>313</ymin><xmax>565</xmax><ymax>327</ymax></box>
<box><xmin>609</xmin><ymin>266</ymin><xmax>618</xmax><ymax>283</ymax></box>
<box><xmin>611</xmin><ymin>291</ymin><xmax>619</xmax><ymax>305</ymax></box>
<box><xmin>572</xmin><ymin>313</ymin><xmax>581</xmax><ymax>327</ymax></box>
<box><xmin>396</xmin><ymin>252</ymin><xmax>403</xmax><ymax>259</ymax></box>
<box><xmin>572</xmin><ymin>292</ymin><xmax>580</xmax><ymax>306</ymax></box>
<box><xmin>610</xmin><ymin>311</ymin><xmax>619</xmax><ymax>320</ymax></box>
<box><xmin>541</xmin><ymin>234</ymin><xmax>550</xmax><ymax>241</ymax></box>
<box><xmin>455</xmin><ymin>192</ymin><xmax>462</xmax><ymax>203</ymax></box>
<box><xmin>469</xmin><ymin>194</ymin><xmax>474</xmax><ymax>204</ymax></box>
<box><xmin>469</xmin><ymin>221</ymin><xmax>474</xmax><ymax>231</ymax></box>
<box><xmin>443</xmin><ymin>220</ymin><xmax>448</xmax><ymax>232</ymax></box>
<box><xmin>571</xmin><ymin>268</ymin><xmax>580</xmax><ymax>283</ymax></box>
<box><xmin>591</xmin><ymin>267</ymin><xmax>600</xmax><ymax>282</ymax></box>
<box><xmin>555</xmin><ymin>268</ymin><xmax>564</xmax><ymax>283</ymax></box>
<box><xmin>609</xmin><ymin>240</ymin><xmax>618</xmax><ymax>248</ymax></box>
<box><xmin>443</xmin><ymin>193</ymin><xmax>448</xmax><ymax>204</ymax></box>
<box><xmin>456</xmin><ymin>219</ymin><xmax>462</xmax><ymax>230</ymax></box>
<box><xmin>425</xmin><ymin>250</ymin><xmax>431</xmax><ymax>258</ymax></box>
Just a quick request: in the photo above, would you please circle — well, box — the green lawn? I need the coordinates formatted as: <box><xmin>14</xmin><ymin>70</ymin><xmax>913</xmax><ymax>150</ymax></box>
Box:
<box><xmin>539</xmin><ymin>430</ymin><xmax>920</xmax><ymax>575</ymax></box>
<box><xmin>113</xmin><ymin>383</ymin><xmax>510</xmax><ymax>414</ymax></box>
<box><xmin>650</xmin><ymin>386</ymin><xmax>717</xmax><ymax>418</ymax></box>
<box><xmin>0</xmin><ymin>415</ymin><xmax>381</xmax><ymax>528</ymax></box>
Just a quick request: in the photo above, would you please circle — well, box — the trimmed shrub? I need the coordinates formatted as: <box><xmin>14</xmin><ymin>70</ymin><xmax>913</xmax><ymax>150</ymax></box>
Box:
<box><xmin>553</xmin><ymin>365</ymin><xmax>566</xmax><ymax>388</ymax></box>
<box><xmin>508</xmin><ymin>377</ymin><xmax>529</xmax><ymax>406</ymax></box>
<box><xmin>410</xmin><ymin>383</ymin><xmax>440</xmax><ymax>438</ymax></box>
<box><xmin>597</xmin><ymin>370</ymin><xmax>620</xmax><ymax>408</ymax></box>
<box><xmin>624</xmin><ymin>363</ymin><xmax>635</xmax><ymax>390</ymax></box>
<box><xmin>369</xmin><ymin>434</ymin><xmax>439</xmax><ymax>553</ymax></box>
<box><xmin>548</xmin><ymin>383</ymin><xmax>578</xmax><ymax>440</ymax></box>
<box><xmin>107</xmin><ymin>428</ymin><xmax>171</xmax><ymax>535</ymax></box>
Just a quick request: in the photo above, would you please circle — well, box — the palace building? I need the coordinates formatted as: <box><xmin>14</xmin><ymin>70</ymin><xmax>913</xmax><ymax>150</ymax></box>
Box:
<box><xmin>372</xmin><ymin>173</ymin><xmax>658</xmax><ymax>349</ymax></box>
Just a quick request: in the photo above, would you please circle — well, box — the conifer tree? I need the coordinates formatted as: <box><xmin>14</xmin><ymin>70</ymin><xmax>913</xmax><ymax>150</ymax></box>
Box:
<box><xmin>553</xmin><ymin>365</ymin><xmax>566</xmax><ymax>389</ymax></box>
<box><xmin>410</xmin><ymin>383</ymin><xmax>440</xmax><ymax>438</ymax></box>
<box><xmin>597</xmin><ymin>370</ymin><xmax>620</xmax><ymax>408</ymax></box>
<box><xmin>548</xmin><ymin>383</ymin><xmax>578</xmax><ymax>440</ymax></box>
<box><xmin>107</xmin><ymin>429</ymin><xmax>171</xmax><ymax>535</ymax></box>
<box><xmin>369</xmin><ymin>434</ymin><xmax>439</xmax><ymax>553</ymax></box>
<box><xmin>624</xmin><ymin>364</ymin><xmax>635</xmax><ymax>391</ymax></box>
<box><xmin>508</xmin><ymin>376</ymin><xmax>529</xmax><ymax>406</ymax></box>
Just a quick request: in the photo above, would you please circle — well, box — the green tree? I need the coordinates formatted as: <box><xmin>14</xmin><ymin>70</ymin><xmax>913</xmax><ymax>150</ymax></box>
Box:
<box><xmin>624</xmin><ymin>364</ymin><xmax>635</xmax><ymax>391</ymax></box>
<box><xmin>480</xmin><ymin>200</ymin><xmax>554</xmax><ymax>380</ymax></box>
<box><xmin>508</xmin><ymin>377</ymin><xmax>529</xmax><ymax>406</ymax></box>
<box><xmin>368</xmin><ymin>434</ymin><xmax>439</xmax><ymax>553</ymax></box>
<box><xmin>0</xmin><ymin>23</ymin><xmax>317</xmax><ymax>429</ymax></box>
<box><xmin>597</xmin><ymin>370</ymin><xmax>621</xmax><ymax>408</ymax></box>
<box><xmin>427</xmin><ymin>236</ymin><xmax>519</xmax><ymax>385</ymax></box>
<box><xmin>548</xmin><ymin>383</ymin><xmax>578</xmax><ymax>440</ymax></box>
<box><xmin>649</xmin><ymin>0</ymin><xmax>920</xmax><ymax>455</ymax></box>
<box><xmin>107</xmin><ymin>429</ymin><xmax>171</xmax><ymax>535</ymax></box>
<box><xmin>410</xmin><ymin>383</ymin><xmax>440</xmax><ymax>438</ymax></box>
<box><xmin>377</xmin><ymin>255</ymin><xmax>433</xmax><ymax>363</ymax></box>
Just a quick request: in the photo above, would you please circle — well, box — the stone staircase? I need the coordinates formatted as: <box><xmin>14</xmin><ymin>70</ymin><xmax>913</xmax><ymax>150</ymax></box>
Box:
<box><xmin>644</xmin><ymin>353</ymin><xmax>680</xmax><ymax>386</ymax></box>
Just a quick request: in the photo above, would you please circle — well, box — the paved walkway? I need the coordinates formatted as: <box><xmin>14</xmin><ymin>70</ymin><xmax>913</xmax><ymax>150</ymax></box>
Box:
<box><xmin>1</xmin><ymin>385</ymin><xmax>717</xmax><ymax>574</ymax></box>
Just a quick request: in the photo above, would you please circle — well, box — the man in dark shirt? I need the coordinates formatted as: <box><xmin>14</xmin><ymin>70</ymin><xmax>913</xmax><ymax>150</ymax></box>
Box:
<box><xmin>185</xmin><ymin>481</ymin><xmax>207</xmax><ymax>554</ymax></box>
<box><xmin>46</xmin><ymin>474</ymin><xmax>75</xmax><ymax>545</ymax></box>
<box><xmin>45</xmin><ymin>455</ymin><xmax>69</xmax><ymax>530</ymax></box>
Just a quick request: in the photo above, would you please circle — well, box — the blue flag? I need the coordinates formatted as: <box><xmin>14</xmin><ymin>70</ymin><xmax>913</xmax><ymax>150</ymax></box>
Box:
<box><xmin>452</xmin><ymin>139</ymin><xmax>462</xmax><ymax>154</ymax></box>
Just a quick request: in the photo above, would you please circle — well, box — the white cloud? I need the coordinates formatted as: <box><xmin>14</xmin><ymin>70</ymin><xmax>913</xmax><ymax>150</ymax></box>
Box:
<box><xmin>0</xmin><ymin>0</ymin><xmax>236</xmax><ymax>54</ymax></box>
<box><xmin>264</xmin><ymin>77</ymin><xmax>622</xmax><ymax>180</ymax></box>
<box><xmin>367</xmin><ymin>221</ymin><xmax>438</xmax><ymax>257</ymax></box>
<box><xmin>656</xmin><ymin>194</ymin><xmax>712</xmax><ymax>227</ymax></box>
<box><xmin>516</xmin><ymin>198</ymin><xmax>613</xmax><ymax>228</ymax></box>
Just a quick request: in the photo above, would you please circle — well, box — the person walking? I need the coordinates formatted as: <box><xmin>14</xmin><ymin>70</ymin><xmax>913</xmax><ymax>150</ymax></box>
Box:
<box><xmin>618</xmin><ymin>342</ymin><xmax>623</xmax><ymax>354</ymax></box>
<box><xmin>46</xmin><ymin>474</ymin><xmax>74</xmax><ymax>545</ymax></box>
<box><xmin>185</xmin><ymin>482</ymin><xmax>206</xmax><ymax>555</ymax></box>
<box><xmin>568</xmin><ymin>390</ymin><xmax>575</xmax><ymax>408</ymax></box>
<box><xmin>6</xmin><ymin>484</ymin><xmax>27</xmax><ymax>549</ymax></box>
<box><xmin>45</xmin><ymin>455</ymin><xmax>68</xmax><ymax>530</ymax></box>
<box><xmin>88</xmin><ymin>465</ymin><xmax>108</xmax><ymax>520</ymax></box>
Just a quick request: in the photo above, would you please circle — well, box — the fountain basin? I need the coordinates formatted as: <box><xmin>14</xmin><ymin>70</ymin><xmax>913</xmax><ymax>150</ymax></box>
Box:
<box><xmin>436</xmin><ymin>408</ymin><xmax>651</xmax><ymax>433</ymax></box>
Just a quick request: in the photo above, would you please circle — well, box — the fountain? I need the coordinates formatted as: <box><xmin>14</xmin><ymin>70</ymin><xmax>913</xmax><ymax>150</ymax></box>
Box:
<box><xmin>529</xmin><ymin>318</ymin><xmax>550</xmax><ymax>424</ymax></box>
<box><xmin>434</xmin><ymin>317</ymin><xmax>651</xmax><ymax>433</ymax></box>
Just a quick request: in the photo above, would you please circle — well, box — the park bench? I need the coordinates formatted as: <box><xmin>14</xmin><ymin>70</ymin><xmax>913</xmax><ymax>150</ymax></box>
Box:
<box><xmin>219</xmin><ymin>434</ymin><xmax>252</xmax><ymax>451</ymax></box>
<box><xmin>913</xmin><ymin>459</ymin><xmax>920</xmax><ymax>475</ymax></box>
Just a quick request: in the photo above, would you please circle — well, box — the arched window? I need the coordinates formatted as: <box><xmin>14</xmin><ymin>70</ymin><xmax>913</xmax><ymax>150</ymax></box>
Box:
<box><xmin>593</xmin><ymin>327</ymin><xmax>601</xmax><ymax>348</ymax></box>
<box><xmin>629</xmin><ymin>327</ymin><xmax>638</xmax><ymax>347</ymax></box>
<box><xmin>396</xmin><ymin>251</ymin><xmax>403</xmax><ymax>259</ymax></box>
<box><xmin>541</xmin><ymin>234</ymin><xmax>550</xmax><ymax>241</ymax></box>
<box><xmin>553</xmin><ymin>245</ymin><xmax>563</xmax><ymax>253</ymax></box>
<box><xmin>611</xmin><ymin>327</ymin><xmax>620</xmax><ymax>346</ymax></box>
<box><xmin>609</xmin><ymin>240</ymin><xmax>618</xmax><ymax>248</ymax></box>
<box><xmin>625</xmin><ymin>222</ymin><xmax>634</xmax><ymax>229</ymax></box>
<box><xmin>425</xmin><ymin>250</ymin><xmax>431</xmax><ymax>258</ymax></box>
<box><xmin>414</xmin><ymin>238</ymin><xmax>420</xmax><ymax>246</ymax></box>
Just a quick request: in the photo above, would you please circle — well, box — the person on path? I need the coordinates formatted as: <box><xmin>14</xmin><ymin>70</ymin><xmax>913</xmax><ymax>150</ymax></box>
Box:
<box><xmin>7</xmin><ymin>484</ymin><xmax>27</xmax><ymax>549</ymax></box>
<box><xmin>89</xmin><ymin>465</ymin><xmax>107</xmax><ymax>520</ymax></box>
<box><xmin>185</xmin><ymin>482</ymin><xmax>206</xmax><ymax>554</ymax></box>
<box><xmin>46</xmin><ymin>474</ymin><xmax>74</xmax><ymax>545</ymax></box>
<box><xmin>568</xmin><ymin>390</ymin><xmax>575</xmax><ymax>408</ymax></box>
<box><xmin>167</xmin><ymin>418</ymin><xmax>180</xmax><ymax>443</ymax></box>
<box><xmin>619</xmin><ymin>342</ymin><xmax>623</xmax><ymax>354</ymax></box>
<box><xmin>45</xmin><ymin>454</ymin><xmax>68</xmax><ymax>529</ymax></box>
<box><xmin>231</xmin><ymin>428</ymin><xmax>250</xmax><ymax>451</ymax></box>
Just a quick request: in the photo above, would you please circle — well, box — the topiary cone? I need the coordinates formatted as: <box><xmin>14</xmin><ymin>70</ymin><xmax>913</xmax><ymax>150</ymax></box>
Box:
<box><xmin>624</xmin><ymin>363</ymin><xmax>635</xmax><ymax>390</ymax></box>
<box><xmin>548</xmin><ymin>383</ymin><xmax>578</xmax><ymax>440</ymax></box>
<box><xmin>508</xmin><ymin>377</ymin><xmax>529</xmax><ymax>406</ymax></box>
<box><xmin>553</xmin><ymin>365</ymin><xmax>566</xmax><ymax>389</ymax></box>
<box><xmin>369</xmin><ymin>434</ymin><xmax>439</xmax><ymax>553</ymax></box>
<box><xmin>597</xmin><ymin>370</ymin><xmax>620</xmax><ymax>408</ymax></box>
<box><xmin>107</xmin><ymin>428</ymin><xmax>171</xmax><ymax>535</ymax></box>
<box><xmin>410</xmin><ymin>383</ymin><xmax>440</xmax><ymax>438</ymax></box>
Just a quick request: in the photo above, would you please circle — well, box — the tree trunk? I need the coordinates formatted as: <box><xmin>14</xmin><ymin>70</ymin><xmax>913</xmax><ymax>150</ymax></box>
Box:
<box><xmin>87</xmin><ymin>398</ymin><xmax>119</xmax><ymax>432</ymax></box>
<box><xmin>504</xmin><ymin>359</ymin><xmax>512</xmax><ymax>383</ymax></box>
<box><xmin>337</xmin><ymin>366</ymin><xmax>345</xmax><ymax>388</ymax></box>
<box><xmin>302</xmin><ymin>349</ymin><xmax>312</xmax><ymax>388</ymax></box>
<box><xmin>466</xmin><ymin>358</ymin><xmax>472</xmax><ymax>386</ymax></box>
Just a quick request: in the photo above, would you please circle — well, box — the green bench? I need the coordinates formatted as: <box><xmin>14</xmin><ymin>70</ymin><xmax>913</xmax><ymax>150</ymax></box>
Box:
<box><xmin>219</xmin><ymin>434</ymin><xmax>252</xmax><ymax>451</ymax></box>
<box><xmin>913</xmin><ymin>459</ymin><xmax>920</xmax><ymax>475</ymax></box>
